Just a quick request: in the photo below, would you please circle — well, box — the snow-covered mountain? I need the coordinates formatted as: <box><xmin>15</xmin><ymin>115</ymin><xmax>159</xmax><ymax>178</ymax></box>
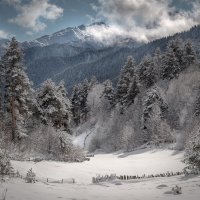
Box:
<box><xmin>18</xmin><ymin>22</ymin><xmax>142</xmax><ymax>89</ymax></box>
<box><xmin>22</xmin><ymin>22</ymin><xmax>140</xmax><ymax>50</ymax></box>
<box><xmin>22</xmin><ymin>22</ymin><xmax>110</xmax><ymax>49</ymax></box>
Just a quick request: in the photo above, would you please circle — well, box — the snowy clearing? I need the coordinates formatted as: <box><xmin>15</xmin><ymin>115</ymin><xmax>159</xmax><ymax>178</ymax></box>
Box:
<box><xmin>11</xmin><ymin>148</ymin><xmax>185</xmax><ymax>184</ymax></box>
<box><xmin>1</xmin><ymin>148</ymin><xmax>200</xmax><ymax>200</ymax></box>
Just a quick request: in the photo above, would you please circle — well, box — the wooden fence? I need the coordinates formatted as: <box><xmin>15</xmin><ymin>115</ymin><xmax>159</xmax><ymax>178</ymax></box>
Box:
<box><xmin>91</xmin><ymin>170</ymin><xmax>197</xmax><ymax>183</ymax></box>
<box><xmin>1</xmin><ymin>170</ymin><xmax>75</xmax><ymax>184</ymax></box>
<box><xmin>117</xmin><ymin>171</ymin><xmax>184</xmax><ymax>180</ymax></box>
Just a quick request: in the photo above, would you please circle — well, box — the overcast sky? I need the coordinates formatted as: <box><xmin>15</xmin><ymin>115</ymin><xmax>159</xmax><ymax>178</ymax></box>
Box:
<box><xmin>0</xmin><ymin>0</ymin><xmax>199</xmax><ymax>42</ymax></box>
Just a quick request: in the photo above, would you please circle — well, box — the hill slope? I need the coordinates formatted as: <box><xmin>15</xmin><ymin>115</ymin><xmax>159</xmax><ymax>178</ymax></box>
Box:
<box><xmin>1</xmin><ymin>25</ymin><xmax>200</xmax><ymax>90</ymax></box>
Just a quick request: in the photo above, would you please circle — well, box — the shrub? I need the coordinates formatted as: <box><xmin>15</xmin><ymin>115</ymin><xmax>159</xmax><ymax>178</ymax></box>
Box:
<box><xmin>0</xmin><ymin>150</ymin><xmax>11</xmax><ymax>175</ymax></box>
<box><xmin>25</xmin><ymin>168</ymin><xmax>36</xmax><ymax>183</ymax></box>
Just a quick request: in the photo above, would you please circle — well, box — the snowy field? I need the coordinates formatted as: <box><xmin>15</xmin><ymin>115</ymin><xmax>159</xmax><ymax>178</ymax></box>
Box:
<box><xmin>1</xmin><ymin>148</ymin><xmax>200</xmax><ymax>200</ymax></box>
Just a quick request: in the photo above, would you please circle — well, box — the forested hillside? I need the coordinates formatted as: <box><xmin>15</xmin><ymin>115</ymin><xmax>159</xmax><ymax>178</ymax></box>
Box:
<box><xmin>24</xmin><ymin>25</ymin><xmax>200</xmax><ymax>91</ymax></box>
<box><xmin>1</xmin><ymin>25</ymin><xmax>200</xmax><ymax>92</ymax></box>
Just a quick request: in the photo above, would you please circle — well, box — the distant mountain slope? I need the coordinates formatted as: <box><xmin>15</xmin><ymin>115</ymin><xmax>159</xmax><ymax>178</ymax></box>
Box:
<box><xmin>1</xmin><ymin>25</ymin><xmax>200</xmax><ymax>91</ymax></box>
<box><xmin>21</xmin><ymin>22</ymin><xmax>142</xmax><ymax>90</ymax></box>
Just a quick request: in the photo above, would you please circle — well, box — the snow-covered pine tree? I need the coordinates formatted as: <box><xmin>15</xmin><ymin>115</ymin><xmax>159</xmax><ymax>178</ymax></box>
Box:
<box><xmin>154</xmin><ymin>47</ymin><xmax>162</xmax><ymax>61</ymax></box>
<box><xmin>57</xmin><ymin>80</ymin><xmax>71</xmax><ymax>132</ymax></box>
<box><xmin>172</xmin><ymin>37</ymin><xmax>185</xmax><ymax>67</ymax></box>
<box><xmin>71</xmin><ymin>79</ymin><xmax>91</xmax><ymax>125</ymax></box>
<box><xmin>39</xmin><ymin>80</ymin><xmax>58</xmax><ymax>124</ymax></box>
<box><xmin>143</xmin><ymin>87</ymin><xmax>168</xmax><ymax>123</ymax></box>
<box><xmin>137</xmin><ymin>54</ymin><xmax>157</xmax><ymax>89</ymax></box>
<box><xmin>183</xmin><ymin>40</ymin><xmax>196</xmax><ymax>66</ymax></box>
<box><xmin>161</xmin><ymin>38</ymin><xmax>185</xmax><ymax>80</ymax></box>
<box><xmin>0</xmin><ymin>149</ymin><xmax>12</xmax><ymax>175</ymax></box>
<box><xmin>71</xmin><ymin>84</ymin><xmax>82</xmax><ymax>126</ymax></box>
<box><xmin>153</xmin><ymin>47</ymin><xmax>162</xmax><ymax>79</ymax></box>
<box><xmin>36</xmin><ymin>79</ymin><xmax>71</xmax><ymax>132</ymax></box>
<box><xmin>0</xmin><ymin>60</ymin><xmax>4</xmax><ymax>128</ymax></box>
<box><xmin>162</xmin><ymin>46</ymin><xmax>179</xmax><ymax>80</ymax></box>
<box><xmin>2</xmin><ymin>37</ymin><xmax>34</xmax><ymax>141</ymax></box>
<box><xmin>25</xmin><ymin>168</ymin><xmax>36</xmax><ymax>183</ymax></box>
<box><xmin>101</xmin><ymin>80</ymin><xmax>115</xmax><ymax>107</ymax></box>
<box><xmin>58</xmin><ymin>131</ymin><xmax>73</xmax><ymax>155</ymax></box>
<box><xmin>36</xmin><ymin>79</ymin><xmax>57</xmax><ymax>125</ymax></box>
<box><xmin>195</xmin><ymin>94</ymin><xmax>200</xmax><ymax>116</ymax></box>
<box><xmin>80</xmin><ymin>79</ymin><xmax>89</xmax><ymax>122</ymax></box>
<box><xmin>115</xmin><ymin>56</ymin><xmax>136</xmax><ymax>107</ymax></box>
<box><xmin>185</xmin><ymin>128</ymin><xmax>200</xmax><ymax>173</ymax></box>
<box><xmin>142</xmin><ymin>87</ymin><xmax>169</xmax><ymax>143</ymax></box>
<box><xmin>124</xmin><ymin>76</ymin><xmax>139</xmax><ymax>107</ymax></box>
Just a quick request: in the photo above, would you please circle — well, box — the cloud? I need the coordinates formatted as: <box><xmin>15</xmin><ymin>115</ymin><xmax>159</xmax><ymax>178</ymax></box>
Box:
<box><xmin>1</xmin><ymin>0</ymin><xmax>21</xmax><ymax>5</ymax></box>
<box><xmin>86</xmin><ymin>0</ymin><xmax>200</xmax><ymax>43</ymax></box>
<box><xmin>0</xmin><ymin>30</ymin><xmax>9</xmax><ymax>39</ymax></box>
<box><xmin>8</xmin><ymin>0</ymin><xmax>63</xmax><ymax>34</ymax></box>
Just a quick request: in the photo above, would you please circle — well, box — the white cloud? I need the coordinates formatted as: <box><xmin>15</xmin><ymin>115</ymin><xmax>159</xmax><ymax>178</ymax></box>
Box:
<box><xmin>86</xmin><ymin>0</ymin><xmax>200</xmax><ymax>43</ymax></box>
<box><xmin>9</xmin><ymin>0</ymin><xmax>63</xmax><ymax>33</ymax></box>
<box><xmin>26</xmin><ymin>31</ymin><xmax>34</xmax><ymax>36</ymax></box>
<box><xmin>0</xmin><ymin>30</ymin><xmax>9</xmax><ymax>38</ymax></box>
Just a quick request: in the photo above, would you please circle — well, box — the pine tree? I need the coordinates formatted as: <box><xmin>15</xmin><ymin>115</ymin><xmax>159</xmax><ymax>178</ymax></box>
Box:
<box><xmin>71</xmin><ymin>79</ymin><xmax>89</xmax><ymax>125</ymax></box>
<box><xmin>0</xmin><ymin>60</ymin><xmax>4</xmax><ymax>128</ymax></box>
<box><xmin>57</xmin><ymin>80</ymin><xmax>71</xmax><ymax>131</ymax></box>
<box><xmin>195</xmin><ymin>89</ymin><xmax>200</xmax><ymax>116</ymax></box>
<box><xmin>71</xmin><ymin>84</ymin><xmax>82</xmax><ymax>126</ymax></box>
<box><xmin>138</xmin><ymin>54</ymin><xmax>157</xmax><ymax>88</ymax></box>
<box><xmin>153</xmin><ymin>47</ymin><xmax>162</xmax><ymax>79</ymax></box>
<box><xmin>124</xmin><ymin>76</ymin><xmax>139</xmax><ymax>107</ymax></box>
<box><xmin>143</xmin><ymin>87</ymin><xmax>168</xmax><ymax>121</ymax></box>
<box><xmin>36</xmin><ymin>79</ymin><xmax>71</xmax><ymax>132</ymax></box>
<box><xmin>101</xmin><ymin>80</ymin><xmax>115</xmax><ymax>107</ymax></box>
<box><xmin>185</xmin><ymin>129</ymin><xmax>200</xmax><ymax>172</ymax></box>
<box><xmin>2</xmin><ymin>37</ymin><xmax>33</xmax><ymax>141</ymax></box>
<box><xmin>25</xmin><ymin>168</ymin><xmax>36</xmax><ymax>183</ymax></box>
<box><xmin>0</xmin><ymin>149</ymin><xmax>12</xmax><ymax>175</ymax></box>
<box><xmin>116</xmin><ymin>56</ymin><xmax>136</xmax><ymax>106</ymax></box>
<box><xmin>79</xmin><ymin>79</ymin><xmax>89</xmax><ymax>122</ymax></box>
<box><xmin>162</xmin><ymin>46</ymin><xmax>179</xmax><ymax>80</ymax></box>
<box><xmin>172</xmin><ymin>37</ymin><xmax>185</xmax><ymax>67</ymax></box>
<box><xmin>142</xmin><ymin>87</ymin><xmax>168</xmax><ymax>143</ymax></box>
<box><xmin>36</xmin><ymin>79</ymin><xmax>57</xmax><ymax>125</ymax></box>
<box><xmin>184</xmin><ymin>40</ymin><xmax>196</xmax><ymax>66</ymax></box>
<box><xmin>154</xmin><ymin>47</ymin><xmax>162</xmax><ymax>60</ymax></box>
<box><xmin>161</xmin><ymin>38</ymin><xmax>185</xmax><ymax>80</ymax></box>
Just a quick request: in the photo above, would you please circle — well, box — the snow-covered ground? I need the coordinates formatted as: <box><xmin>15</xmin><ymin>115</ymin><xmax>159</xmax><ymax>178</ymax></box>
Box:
<box><xmin>1</xmin><ymin>148</ymin><xmax>200</xmax><ymax>200</ymax></box>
